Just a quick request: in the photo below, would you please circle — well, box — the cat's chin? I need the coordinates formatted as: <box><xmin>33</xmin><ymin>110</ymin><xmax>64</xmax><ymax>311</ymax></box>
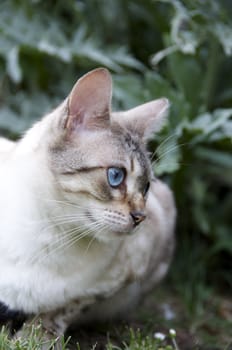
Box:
<box><xmin>93</xmin><ymin>226</ymin><xmax>137</xmax><ymax>243</ymax></box>
<box><xmin>112</xmin><ymin>226</ymin><xmax>136</xmax><ymax>236</ymax></box>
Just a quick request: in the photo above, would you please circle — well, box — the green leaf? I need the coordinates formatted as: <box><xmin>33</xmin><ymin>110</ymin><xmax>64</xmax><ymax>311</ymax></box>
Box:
<box><xmin>212</xmin><ymin>23</ymin><xmax>232</xmax><ymax>56</ymax></box>
<box><xmin>6</xmin><ymin>46</ymin><xmax>22</xmax><ymax>83</ymax></box>
<box><xmin>113</xmin><ymin>74</ymin><xmax>145</xmax><ymax>109</ymax></box>
<box><xmin>0</xmin><ymin>107</ymin><xmax>27</xmax><ymax>133</ymax></box>
<box><xmin>194</xmin><ymin>147</ymin><xmax>232</xmax><ymax>169</ymax></box>
<box><xmin>166</xmin><ymin>50</ymin><xmax>203</xmax><ymax>114</ymax></box>
<box><xmin>209</xmin><ymin>120</ymin><xmax>232</xmax><ymax>141</ymax></box>
<box><xmin>186</xmin><ymin>109</ymin><xmax>232</xmax><ymax>143</ymax></box>
<box><xmin>170</xmin><ymin>8</ymin><xmax>199</xmax><ymax>54</ymax></box>
<box><xmin>37</xmin><ymin>40</ymin><xmax>71</xmax><ymax>62</ymax></box>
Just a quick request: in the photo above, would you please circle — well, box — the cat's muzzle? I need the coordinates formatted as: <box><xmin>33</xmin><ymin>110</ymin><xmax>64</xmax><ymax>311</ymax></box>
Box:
<box><xmin>130</xmin><ymin>211</ymin><xmax>146</xmax><ymax>227</ymax></box>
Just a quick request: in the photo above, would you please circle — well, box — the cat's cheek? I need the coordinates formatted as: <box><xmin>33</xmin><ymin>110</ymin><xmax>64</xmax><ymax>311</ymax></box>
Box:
<box><xmin>84</xmin><ymin>207</ymin><xmax>135</xmax><ymax>240</ymax></box>
<box><xmin>103</xmin><ymin>211</ymin><xmax>136</xmax><ymax>235</ymax></box>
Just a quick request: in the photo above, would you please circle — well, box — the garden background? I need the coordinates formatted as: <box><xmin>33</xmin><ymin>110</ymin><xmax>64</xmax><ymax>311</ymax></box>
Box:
<box><xmin>0</xmin><ymin>0</ymin><xmax>231</xmax><ymax>349</ymax></box>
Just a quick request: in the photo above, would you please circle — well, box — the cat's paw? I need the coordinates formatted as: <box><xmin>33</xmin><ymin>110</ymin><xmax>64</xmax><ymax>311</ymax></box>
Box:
<box><xmin>14</xmin><ymin>318</ymin><xmax>69</xmax><ymax>350</ymax></box>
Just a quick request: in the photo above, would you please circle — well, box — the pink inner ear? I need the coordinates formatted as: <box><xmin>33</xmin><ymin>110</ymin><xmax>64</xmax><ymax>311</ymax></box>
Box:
<box><xmin>66</xmin><ymin>68</ymin><xmax>112</xmax><ymax>132</ymax></box>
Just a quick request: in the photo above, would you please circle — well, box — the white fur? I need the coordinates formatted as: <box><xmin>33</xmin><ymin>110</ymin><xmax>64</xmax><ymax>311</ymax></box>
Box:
<box><xmin>0</xmin><ymin>135</ymin><xmax>175</xmax><ymax>316</ymax></box>
<box><xmin>0</xmin><ymin>144</ymin><xmax>123</xmax><ymax>312</ymax></box>
<box><xmin>0</xmin><ymin>68</ymin><xmax>176</xmax><ymax>336</ymax></box>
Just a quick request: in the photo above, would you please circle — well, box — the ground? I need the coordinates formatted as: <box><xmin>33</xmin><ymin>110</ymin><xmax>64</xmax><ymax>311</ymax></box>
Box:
<box><xmin>67</xmin><ymin>284</ymin><xmax>232</xmax><ymax>350</ymax></box>
<box><xmin>0</xmin><ymin>283</ymin><xmax>231</xmax><ymax>349</ymax></box>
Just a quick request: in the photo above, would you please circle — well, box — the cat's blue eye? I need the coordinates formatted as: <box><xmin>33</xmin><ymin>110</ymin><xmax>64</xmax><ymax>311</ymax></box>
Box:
<box><xmin>107</xmin><ymin>167</ymin><xmax>125</xmax><ymax>188</ymax></box>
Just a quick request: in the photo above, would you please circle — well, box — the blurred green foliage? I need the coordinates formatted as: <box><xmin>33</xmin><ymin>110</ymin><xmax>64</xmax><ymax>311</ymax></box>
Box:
<box><xmin>0</xmin><ymin>0</ymin><xmax>231</xmax><ymax>313</ymax></box>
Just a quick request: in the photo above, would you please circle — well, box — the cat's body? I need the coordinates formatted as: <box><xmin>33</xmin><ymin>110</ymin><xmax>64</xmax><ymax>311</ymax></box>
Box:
<box><xmin>0</xmin><ymin>68</ymin><xmax>175</xmax><ymax>341</ymax></box>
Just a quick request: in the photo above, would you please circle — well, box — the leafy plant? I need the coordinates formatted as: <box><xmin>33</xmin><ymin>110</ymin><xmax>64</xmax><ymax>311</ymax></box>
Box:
<box><xmin>0</xmin><ymin>0</ymin><xmax>231</xmax><ymax>317</ymax></box>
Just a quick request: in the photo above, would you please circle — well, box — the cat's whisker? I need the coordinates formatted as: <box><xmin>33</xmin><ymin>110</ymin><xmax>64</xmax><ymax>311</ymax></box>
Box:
<box><xmin>84</xmin><ymin>233</ymin><xmax>97</xmax><ymax>255</ymax></box>
<box><xmin>40</xmin><ymin>198</ymin><xmax>103</xmax><ymax>211</ymax></box>
<box><xmin>31</xmin><ymin>220</ymin><xmax>106</xmax><ymax>264</ymax></box>
<box><xmin>22</xmin><ymin>217</ymin><xmax>85</xmax><ymax>234</ymax></box>
<box><xmin>25</xmin><ymin>209</ymin><xmax>104</xmax><ymax>228</ymax></box>
<box><xmin>61</xmin><ymin>224</ymin><xmax>105</xmax><ymax>256</ymax></box>
<box><xmin>41</xmin><ymin>198</ymin><xmax>82</xmax><ymax>208</ymax></box>
<box><xmin>26</xmin><ymin>216</ymin><xmax>84</xmax><ymax>228</ymax></box>
<box><xmin>155</xmin><ymin>161</ymin><xmax>193</xmax><ymax>170</ymax></box>
<box><xmin>28</xmin><ymin>225</ymin><xmax>88</xmax><ymax>264</ymax></box>
<box><xmin>30</xmin><ymin>214</ymin><xmax>107</xmax><ymax>262</ymax></box>
<box><xmin>150</xmin><ymin>133</ymin><xmax>179</xmax><ymax>161</ymax></box>
<box><xmin>37</xmin><ymin>224</ymin><xmax>102</xmax><ymax>263</ymax></box>
<box><xmin>83</xmin><ymin>228</ymin><xmax>105</xmax><ymax>256</ymax></box>
<box><xmin>152</xmin><ymin>142</ymin><xmax>190</xmax><ymax>166</ymax></box>
<box><xmin>39</xmin><ymin>217</ymin><xmax>87</xmax><ymax>232</ymax></box>
<box><xmin>39</xmin><ymin>210</ymin><xmax>107</xmax><ymax>231</ymax></box>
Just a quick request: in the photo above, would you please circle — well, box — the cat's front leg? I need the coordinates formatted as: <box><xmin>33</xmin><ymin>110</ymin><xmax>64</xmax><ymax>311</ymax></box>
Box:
<box><xmin>39</xmin><ymin>299</ymin><xmax>92</xmax><ymax>335</ymax></box>
<box><xmin>15</xmin><ymin>317</ymin><xmax>64</xmax><ymax>350</ymax></box>
<box><xmin>25</xmin><ymin>297</ymin><xmax>96</xmax><ymax>349</ymax></box>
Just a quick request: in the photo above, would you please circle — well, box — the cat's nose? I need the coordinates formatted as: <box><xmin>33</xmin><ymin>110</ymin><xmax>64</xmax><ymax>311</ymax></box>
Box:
<box><xmin>130</xmin><ymin>211</ymin><xmax>146</xmax><ymax>227</ymax></box>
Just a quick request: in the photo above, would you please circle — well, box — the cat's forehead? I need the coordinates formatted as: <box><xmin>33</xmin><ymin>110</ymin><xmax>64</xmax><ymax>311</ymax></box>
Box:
<box><xmin>50</xmin><ymin>125</ymin><xmax>150</xmax><ymax>177</ymax></box>
<box><xmin>79</xmin><ymin>126</ymin><xmax>149</xmax><ymax>172</ymax></box>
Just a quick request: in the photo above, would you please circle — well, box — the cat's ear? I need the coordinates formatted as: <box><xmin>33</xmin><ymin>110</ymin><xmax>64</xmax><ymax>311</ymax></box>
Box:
<box><xmin>64</xmin><ymin>68</ymin><xmax>112</xmax><ymax>133</ymax></box>
<box><xmin>121</xmin><ymin>98</ymin><xmax>169</xmax><ymax>142</ymax></box>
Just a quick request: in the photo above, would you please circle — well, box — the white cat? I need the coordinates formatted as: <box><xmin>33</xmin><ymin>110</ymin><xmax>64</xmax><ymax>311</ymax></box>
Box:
<box><xmin>0</xmin><ymin>68</ymin><xmax>176</xmax><ymax>343</ymax></box>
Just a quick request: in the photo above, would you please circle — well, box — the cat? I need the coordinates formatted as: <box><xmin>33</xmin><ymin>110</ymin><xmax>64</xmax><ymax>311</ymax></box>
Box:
<box><xmin>0</xmin><ymin>68</ymin><xmax>176</xmax><ymax>346</ymax></box>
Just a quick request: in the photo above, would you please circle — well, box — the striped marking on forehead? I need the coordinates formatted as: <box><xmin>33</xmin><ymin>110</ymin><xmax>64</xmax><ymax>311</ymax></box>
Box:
<box><xmin>126</xmin><ymin>154</ymin><xmax>150</xmax><ymax>203</ymax></box>
<box><xmin>130</xmin><ymin>153</ymin><xmax>149</xmax><ymax>182</ymax></box>
<box><xmin>111</xmin><ymin>127</ymin><xmax>151</xmax><ymax>192</ymax></box>
<box><xmin>125</xmin><ymin>134</ymin><xmax>151</xmax><ymax>194</ymax></box>
<box><xmin>130</xmin><ymin>157</ymin><xmax>134</xmax><ymax>172</ymax></box>
<box><xmin>124</xmin><ymin>134</ymin><xmax>150</xmax><ymax>179</ymax></box>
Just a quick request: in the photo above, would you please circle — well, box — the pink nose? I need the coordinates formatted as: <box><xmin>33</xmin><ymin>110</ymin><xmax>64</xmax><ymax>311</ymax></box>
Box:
<box><xmin>130</xmin><ymin>211</ymin><xmax>146</xmax><ymax>226</ymax></box>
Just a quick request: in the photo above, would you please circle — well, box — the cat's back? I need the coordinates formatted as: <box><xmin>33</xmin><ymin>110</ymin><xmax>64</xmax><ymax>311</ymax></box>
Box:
<box><xmin>0</xmin><ymin>138</ymin><xmax>15</xmax><ymax>162</ymax></box>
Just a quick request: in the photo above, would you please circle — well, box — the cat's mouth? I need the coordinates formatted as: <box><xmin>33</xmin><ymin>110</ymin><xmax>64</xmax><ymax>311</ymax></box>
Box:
<box><xmin>84</xmin><ymin>208</ymin><xmax>142</xmax><ymax>236</ymax></box>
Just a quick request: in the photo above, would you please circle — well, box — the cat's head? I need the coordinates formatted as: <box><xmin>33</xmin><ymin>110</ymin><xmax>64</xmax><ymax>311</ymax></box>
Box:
<box><xmin>48</xmin><ymin>68</ymin><xmax>169</xmax><ymax>241</ymax></box>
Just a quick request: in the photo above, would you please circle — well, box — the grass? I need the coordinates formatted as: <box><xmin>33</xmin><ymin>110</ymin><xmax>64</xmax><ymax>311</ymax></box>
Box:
<box><xmin>1</xmin><ymin>285</ymin><xmax>231</xmax><ymax>350</ymax></box>
<box><xmin>106</xmin><ymin>329</ymin><xmax>179</xmax><ymax>350</ymax></box>
<box><xmin>0</xmin><ymin>326</ymin><xmax>179</xmax><ymax>350</ymax></box>
<box><xmin>0</xmin><ymin>324</ymin><xmax>69</xmax><ymax>350</ymax></box>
